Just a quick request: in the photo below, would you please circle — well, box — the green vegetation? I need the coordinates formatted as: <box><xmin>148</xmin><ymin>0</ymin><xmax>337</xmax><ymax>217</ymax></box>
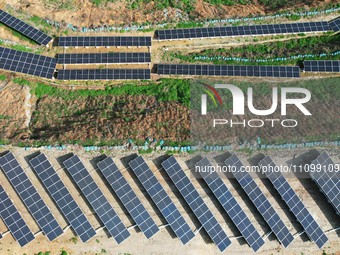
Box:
<box><xmin>204</xmin><ymin>0</ymin><xmax>250</xmax><ymax>5</ymax></box>
<box><xmin>128</xmin><ymin>0</ymin><xmax>195</xmax><ymax>13</ymax></box>
<box><xmin>34</xmin><ymin>252</ymin><xmax>50</xmax><ymax>255</ymax></box>
<box><xmin>29</xmin><ymin>79</ymin><xmax>190</xmax><ymax>107</ymax></box>
<box><xmin>0</xmin><ymin>74</ymin><xmax>6</xmax><ymax>81</ymax></box>
<box><xmin>169</xmin><ymin>34</ymin><xmax>340</xmax><ymax>66</ymax></box>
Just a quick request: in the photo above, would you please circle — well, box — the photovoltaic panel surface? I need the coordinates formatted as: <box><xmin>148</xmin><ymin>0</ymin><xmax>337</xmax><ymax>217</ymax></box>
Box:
<box><xmin>0</xmin><ymin>47</ymin><xmax>57</xmax><ymax>78</ymax></box>
<box><xmin>63</xmin><ymin>155</ymin><xmax>130</xmax><ymax>244</ymax></box>
<box><xmin>328</xmin><ymin>17</ymin><xmax>340</xmax><ymax>32</ymax></box>
<box><xmin>258</xmin><ymin>156</ymin><xmax>328</xmax><ymax>248</ymax></box>
<box><xmin>29</xmin><ymin>153</ymin><xmax>96</xmax><ymax>243</ymax></box>
<box><xmin>225</xmin><ymin>155</ymin><xmax>294</xmax><ymax>248</ymax></box>
<box><xmin>157</xmin><ymin>22</ymin><xmax>330</xmax><ymax>40</ymax></box>
<box><xmin>58</xmin><ymin>36</ymin><xmax>152</xmax><ymax>47</ymax></box>
<box><xmin>57</xmin><ymin>53</ymin><xmax>151</xmax><ymax>64</ymax></box>
<box><xmin>162</xmin><ymin>156</ymin><xmax>231</xmax><ymax>252</ymax></box>
<box><xmin>195</xmin><ymin>157</ymin><xmax>265</xmax><ymax>251</ymax></box>
<box><xmin>0</xmin><ymin>10</ymin><xmax>52</xmax><ymax>45</ymax></box>
<box><xmin>57</xmin><ymin>69</ymin><xmax>151</xmax><ymax>80</ymax></box>
<box><xmin>157</xmin><ymin>64</ymin><xmax>300</xmax><ymax>78</ymax></box>
<box><xmin>128</xmin><ymin>156</ymin><xmax>195</xmax><ymax>245</ymax></box>
<box><xmin>310</xmin><ymin>152</ymin><xmax>340</xmax><ymax>215</ymax></box>
<box><xmin>0</xmin><ymin>151</ymin><xmax>63</xmax><ymax>241</ymax></box>
<box><xmin>0</xmin><ymin>185</ymin><xmax>35</xmax><ymax>247</ymax></box>
<box><xmin>97</xmin><ymin>157</ymin><xmax>159</xmax><ymax>239</ymax></box>
<box><xmin>303</xmin><ymin>60</ymin><xmax>340</xmax><ymax>72</ymax></box>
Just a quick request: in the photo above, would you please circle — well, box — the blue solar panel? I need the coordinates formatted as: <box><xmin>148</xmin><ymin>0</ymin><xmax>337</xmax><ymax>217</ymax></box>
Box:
<box><xmin>258</xmin><ymin>156</ymin><xmax>328</xmax><ymax>248</ymax></box>
<box><xmin>0</xmin><ymin>151</ymin><xmax>63</xmax><ymax>241</ymax></box>
<box><xmin>303</xmin><ymin>60</ymin><xmax>340</xmax><ymax>72</ymax></box>
<box><xmin>63</xmin><ymin>155</ymin><xmax>130</xmax><ymax>244</ymax></box>
<box><xmin>57</xmin><ymin>53</ymin><xmax>151</xmax><ymax>64</ymax></box>
<box><xmin>57</xmin><ymin>69</ymin><xmax>151</xmax><ymax>80</ymax></box>
<box><xmin>162</xmin><ymin>156</ymin><xmax>231</xmax><ymax>252</ymax></box>
<box><xmin>97</xmin><ymin>157</ymin><xmax>159</xmax><ymax>239</ymax></box>
<box><xmin>0</xmin><ymin>9</ymin><xmax>52</xmax><ymax>45</ymax></box>
<box><xmin>310</xmin><ymin>152</ymin><xmax>340</xmax><ymax>215</ymax></box>
<box><xmin>128</xmin><ymin>156</ymin><xmax>195</xmax><ymax>245</ymax></box>
<box><xmin>0</xmin><ymin>47</ymin><xmax>57</xmax><ymax>78</ymax></box>
<box><xmin>58</xmin><ymin>36</ymin><xmax>151</xmax><ymax>47</ymax></box>
<box><xmin>29</xmin><ymin>153</ymin><xmax>96</xmax><ymax>243</ymax></box>
<box><xmin>225</xmin><ymin>155</ymin><xmax>294</xmax><ymax>248</ymax></box>
<box><xmin>157</xmin><ymin>64</ymin><xmax>300</xmax><ymax>78</ymax></box>
<box><xmin>328</xmin><ymin>17</ymin><xmax>340</xmax><ymax>32</ymax></box>
<box><xmin>0</xmin><ymin>185</ymin><xmax>35</xmax><ymax>247</ymax></box>
<box><xmin>195</xmin><ymin>157</ymin><xmax>265</xmax><ymax>251</ymax></box>
<box><xmin>157</xmin><ymin>21</ymin><xmax>330</xmax><ymax>40</ymax></box>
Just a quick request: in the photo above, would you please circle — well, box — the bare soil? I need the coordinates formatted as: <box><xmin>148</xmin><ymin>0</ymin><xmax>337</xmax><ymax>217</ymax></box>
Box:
<box><xmin>29</xmin><ymin>94</ymin><xmax>190</xmax><ymax>143</ymax></box>
<box><xmin>5</xmin><ymin>0</ymin><xmax>340</xmax><ymax>27</ymax></box>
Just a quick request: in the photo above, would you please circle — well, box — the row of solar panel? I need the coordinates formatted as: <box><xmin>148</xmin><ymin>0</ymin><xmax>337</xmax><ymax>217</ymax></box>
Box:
<box><xmin>1</xmin><ymin>8</ymin><xmax>339</xmax><ymax>46</ymax></box>
<box><xmin>57</xmin><ymin>69</ymin><xmax>151</xmax><ymax>80</ymax></box>
<box><xmin>57</xmin><ymin>53</ymin><xmax>151</xmax><ymax>64</ymax></box>
<box><xmin>303</xmin><ymin>60</ymin><xmax>340</xmax><ymax>72</ymax></box>
<box><xmin>58</xmin><ymin>36</ymin><xmax>152</xmax><ymax>47</ymax></box>
<box><xmin>0</xmin><ymin>10</ymin><xmax>52</xmax><ymax>45</ymax></box>
<box><xmin>0</xmin><ymin>151</ymin><xmax>336</xmax><ymax>251</ymax></box>
<box><xmin>157</xmin><ymin>64</ymin><xmax>301</xmax><ymax>78</ymax></box>
<box><xmin>156</xmin><ymin>17</ymin><xmax>340</xmax><ymax>40</ymax></box>
<box><xmin>0</xmin><ymin>47</ymin><xmax>339</xmax><ymax>79</ymax></box>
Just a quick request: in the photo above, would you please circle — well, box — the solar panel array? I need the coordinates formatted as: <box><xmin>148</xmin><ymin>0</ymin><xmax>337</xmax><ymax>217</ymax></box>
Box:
<box><xmin>157</xmin><ymin>64</ymin><xmax>300</xmax><ymax>78</ymax></box>
<box><xmin>58</xmin><ymin>36</ymin><xmax>152</xmax><ymax>47</ymax></box>
<box><xmin>157</xmin><ymin>22</ymin><xmax>330</xmax><ymax>40</ymax></box>
<box><xmin>29</xmin><ymin>153</ymin><xmax>96</xmax><ymax>243</ymax></box>
<box><xmin>0</xmin><ymin>152</ymin><xmax>63</xmax><ymax>241</ymax></box>
<box><xmin>57</xmin><ymin>69</ymin><xmax>150</xmax><ymax>80</ymax></box>
<box><xmin>328</xmin><ymin>17</ymin><xmax>340</xmax><ymax>32</ymax></box>
<box><xmin>0</xmin><ymin>47</ymin><xmax>57</xmax><ymax>78</ymax></box>
<box><xmin>128</xmin><ymin>156</ymin><xmax>195</xmax><ymax>245</ymax></box>
<box><xmin>162</xmin><ymin>156</ymin><xmax>231</xmax><ymax>252</ymax></box>
<box><xmin>63</xmin><ymin>155</ymin><xmax>130</xmax><ymax>244</ymax></box>
<box><xmin>303</xmin><ymin>60</ymin><xmax>340</xmax><ymax>72</ymax></box>
<box><xmin>258</xmin><ymin>156</ymin><xmax>328</xmax><ymax>248</ymax></box>
<box><xmin>97</xmin><ymin>157</ymin><xmax>159</xmax><ymax>239</ymax></box>
<box><xmin>57</xmin><ymin>53</ymin><xmax>151</xmax><ymax>64</ymax></box>
<box><xmin>310</xmin><ymin>152</ymin><xmax>340</xmax><ymax>215</ymax></box>
<box><xmin>225</xmin><ymin>155</ymin><xmax>294</xmax><ymax>248</ymax></box>
<box><xmin>0</xmin><ymin>10</ymin><xmax>52</xmax><ymax>45</ymax></box>
<box><xmin>0</xmin><ymin>185</ymin><xmax>35</xmax><ymax>247</ymax></box>
<box><xmin>194</xmin><ymin>157</ymin><xmax>264</xmax><ymax>252</ymax></box>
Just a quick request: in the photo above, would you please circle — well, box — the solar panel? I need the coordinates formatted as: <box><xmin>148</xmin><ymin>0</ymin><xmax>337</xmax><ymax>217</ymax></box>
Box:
<box><xmin>328</xmin><ymin>17</ymin><xmax>340</xmax><ymax>32</ymax></box>
<box><xmin>195</xmin><ymin>157</ymin><xmax>265</xmax><ymax>251</ymax></box>
<box><xmin>0</xmin><ymin>47</ymin><xmax>57</xmax><ymax>78</ymax></box>
<box><xmin>0</xmin><ymin>10</ymin><xmax>52</xmax><ymax>45</ymax></box>
<box><xmin>0</xmin><ymin>151</ymin><xmax>63</xmax><ymax>241</ymax></box>
<box><xmin>57</xmin><ymin>69</ymin><xmax>151</xmax><ymax>80</ymax></box>
<box><xmin>225</xmin><ymin>155</ymin><xmax>294</xmax><ymax>248</ymax></box>
<box><xmin>258</xmin><ymin>156</ymin><xmax>328</xmax><ymax>248</ymax></box>
<box><xmin>58</xmin><ymin>36</ymin><xmax>152</xmax><ymax>47</ymax></box>
<box><xmin>0</xmin><ymin>185</ymin><xmax>35</xmax><ymax>247</ymax></box>
<box><xmin>157</xmin><ymin>21</ymin><xmax>330</xmax><ymax>40</ymax></box>
<box><xmin>310</xmin><ymin>152</ymin><xmax>340</xmax><ymax>215</ymax></box>
<box><xmin>162</xmin><ymin>156</ymin><xmax>231</xmax><ymax>252</ymax></box>
<box><xmin>97</xmin><ymin>157</ymin><xmax>159</xmax><ymax>239</ymax></box>
<box><xmin>57</xmin><ymin>53</ymin><xmax>151</xmax><ymax>64</ymax></box>
<box><xmin>63</xmin><ymin>155</ymin><xmax>130</xmax><ymax>244</ymax></box>
<box><xmin>29</xmin><ymin>153</ymin><xmax>96</xmax><ymax>243</ymax></box>
<box><xmin>157</xmin><ymin>64</ymin><xmax>300</xmax><ymax>78</ymax></box>
<box><xmin>303</xmin><ymin>60</ymin><xmax>340</xmax><ymax>72</ymax></box>
<box><xmin>128</xmin><ymin>156</ymin><xmax>195</xmax><ymax>245</ymax></box>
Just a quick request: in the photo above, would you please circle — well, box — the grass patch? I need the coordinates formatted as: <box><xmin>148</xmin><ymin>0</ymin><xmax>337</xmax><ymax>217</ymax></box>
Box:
<box><xmin>30</xmin><ymin>79</ymin><xmax>190</xmax><ymax>107</ymax></box>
